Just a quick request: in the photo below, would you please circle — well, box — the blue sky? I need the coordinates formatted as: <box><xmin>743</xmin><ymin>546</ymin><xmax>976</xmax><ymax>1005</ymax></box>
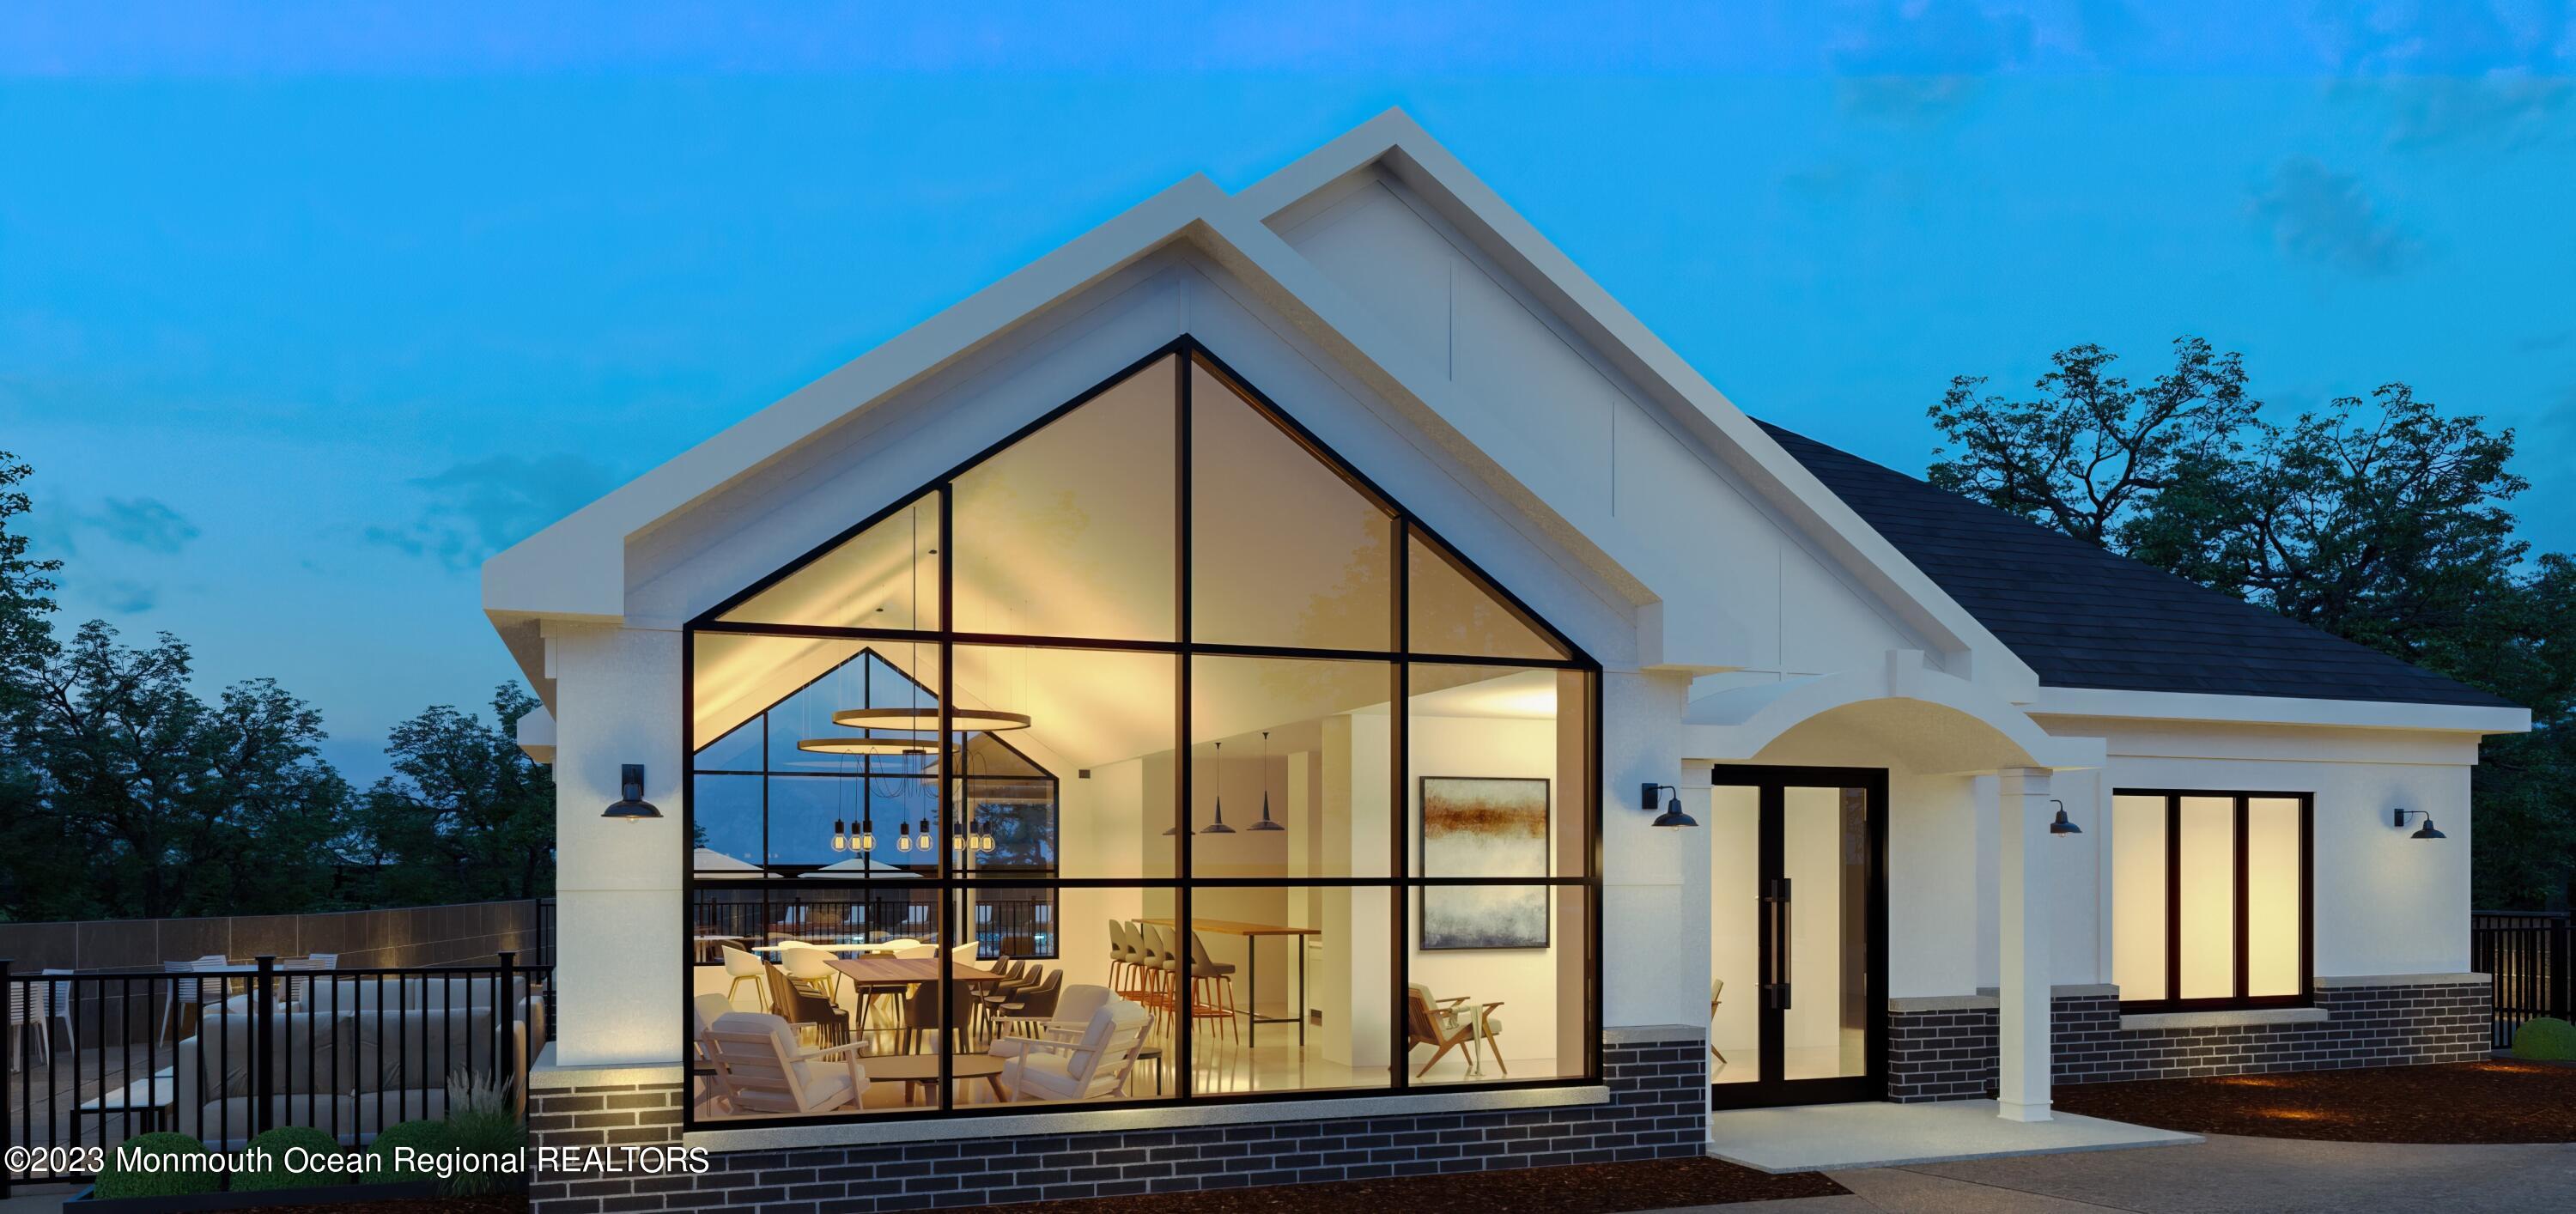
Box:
<box><xmin>4</xmin><ymin>2</ymin><xmax>2573</xmax><ymax>783</ymax></box>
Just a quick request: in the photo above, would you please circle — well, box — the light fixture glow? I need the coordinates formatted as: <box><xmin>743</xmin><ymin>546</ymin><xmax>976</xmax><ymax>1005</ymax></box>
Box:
<box><xmin>896</xmin><ymin>822</ymin><xmax>913</xmax><ymax>852</ymax></box>
<box><xmin>830</xmin><ymin>707</ymin><xmax>1031</xmax><ymax>732</ymax></box>
<box><xmin>832</xmin><ymin>817</ymin><xmax>849</xmax><ymax>851</ymax></box>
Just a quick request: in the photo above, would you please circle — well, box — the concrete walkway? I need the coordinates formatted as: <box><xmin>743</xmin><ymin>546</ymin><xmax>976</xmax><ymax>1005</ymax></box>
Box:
<box><xmin>1708</xmin><ymin>1100</ymin><xmax>2198</xmax><ymax>1172</ymax></box>
<box><xmin>1680</xmin><ymin>1133</ymin><xmax>2576</xmax><ymax>1213</ymax></box>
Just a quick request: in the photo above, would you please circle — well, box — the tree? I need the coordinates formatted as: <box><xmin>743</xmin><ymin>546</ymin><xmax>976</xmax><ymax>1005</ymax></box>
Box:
<box><xmin>0</xmin><ymin>451</ymin><xmax>76</xmax><ymax>919</ymax></box>
<box><xmin>1929</xmin><ymin>339</ymin><xmax>2575</xmax><ymax>908</ymax></box>
<box><xmin>355</xmin><ymin>683</ymin><xmax>556</xmax><ymax>906</ymax></box>
<box><xmin>16</xmin><ymin>621</ymin><xmax>352</xmax><ymax>918</ymax></box>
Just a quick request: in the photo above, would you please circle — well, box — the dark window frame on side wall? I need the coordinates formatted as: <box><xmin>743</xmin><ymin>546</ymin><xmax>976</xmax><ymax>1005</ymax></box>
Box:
<box><xmin>2114</xmin><ymin>788</ymin><xmax>2315</xmax><ymax>1014</ymax></box>
<box><xmin>677</xmin><ymin>334</ymin><xmax>1605</xmax><ymax>1131</ymax></box>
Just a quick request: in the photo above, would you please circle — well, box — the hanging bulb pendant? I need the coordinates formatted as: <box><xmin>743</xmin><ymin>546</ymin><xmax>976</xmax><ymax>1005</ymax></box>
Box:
<box><xmin>896</xmin><ymin>822</ymin><xmax>912</xmax><ymax>853</ymax></box>
<box><xmin>832</xmin><ymin>818</ymin><xmax>848</xmax><ymax>852</ymax></box>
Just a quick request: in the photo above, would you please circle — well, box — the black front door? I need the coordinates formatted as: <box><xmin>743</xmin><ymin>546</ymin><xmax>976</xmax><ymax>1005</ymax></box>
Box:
<box><xmin>1708</xmin><ymin>765</ymin><xmax>1886</xmax><ymax>1109</ymax></box>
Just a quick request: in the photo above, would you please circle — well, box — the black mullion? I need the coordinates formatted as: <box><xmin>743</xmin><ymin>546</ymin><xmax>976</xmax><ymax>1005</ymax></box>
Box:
<box><xmin>1390</xmin><ymin>517</ymin><xmax>1411</xmax><ymax>1094</ymax></box>
<box><xmin>935</xmin><ymin>483</ymin><xmax>954</xmax><ymax>1108</ymax></box>
<box><xmin>681</xmin><ymin>628</ymin><xmax>699</xmax><ymax>1130</ymax></box>
<box><xmin>2233</xmin><ymin>795</ymin><xmax>2251</xmax><ymax>1003</ymax></box>
<box><xmin>2164</xmin><ymin>794</ymin><xmax>2181</xmax><ymax>1009</ymax></box>
<box><xmin>2299</xmin><ymin>796</ymin><xmax>2315</xmax><ymax>1004</ymax></box>
<box><xmin>1175</xmin><ymin>346</ymin><xmax>1195</xmax><ymax>1102</ymax></box>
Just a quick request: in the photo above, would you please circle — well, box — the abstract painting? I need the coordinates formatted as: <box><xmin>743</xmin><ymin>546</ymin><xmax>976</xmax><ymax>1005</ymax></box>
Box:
<box><xmin>1418</xmin><ymin>776</ymin><xmax>1551</xmax><ymax>950</ymax></box>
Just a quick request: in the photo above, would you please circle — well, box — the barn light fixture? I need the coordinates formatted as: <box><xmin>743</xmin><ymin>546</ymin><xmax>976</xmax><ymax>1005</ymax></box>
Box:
<box><xmin>2048</xmin><ymin>798</ymin><xmax>2083</xmax><ymax>836</ymax></box>
<box><xmin>2394</xmin><ymin>808</ymin><xmax>2445</xmax><ymax>840</ymax></box>
<box><xmin>1640</xmin><ymin>783</ymin><xmax>1698</xmax><ymax>829</ymax></box>
<box><xmin>602</xmin><ymin>764</ymin><xmax>661</xmax><ymax>821</ymax></box>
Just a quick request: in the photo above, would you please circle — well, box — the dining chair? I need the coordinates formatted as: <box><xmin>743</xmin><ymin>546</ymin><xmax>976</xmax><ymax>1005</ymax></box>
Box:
<box><xmin>1186</xmin><ymin>932</ymin><xmax>1239</xmax><ymax>1042</ymax></box>
<box><xmin>719</xmin><ymin>946</ymin><xmax>767</xmax><ymax>1011</ymax></box>
<box><xmin>760</xmin><ymin>961</ymin><xmax>848</xmax><ymax>1049</ymax></box>
<box><xmin>780</xmin><ymin>944</ymin><xmax>853</xmax><ymax>1027</ymax></box>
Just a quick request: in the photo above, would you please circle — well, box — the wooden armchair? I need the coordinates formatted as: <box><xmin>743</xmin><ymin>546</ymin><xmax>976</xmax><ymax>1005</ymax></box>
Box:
<box><xmin>702</xmin><ymin>1011</ymin><xmax>870</xmax><ymax>1115</ymax></box>
<box><xmin>1406</xmin><ymin>984</ymin><xmax>1505</xmax><ymax>1077</ymax></box>
<box><xmin>995</xmin><ymin>997</ymin><xmax>1151</xmax><ymax>1102</ymax></box>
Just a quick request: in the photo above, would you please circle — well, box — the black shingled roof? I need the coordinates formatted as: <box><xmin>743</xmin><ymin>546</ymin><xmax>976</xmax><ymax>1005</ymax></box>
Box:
<box><xmin>1759</xmin><ymin>422</ymin><xmax>2518</xmax><ymax>710</ymax></box>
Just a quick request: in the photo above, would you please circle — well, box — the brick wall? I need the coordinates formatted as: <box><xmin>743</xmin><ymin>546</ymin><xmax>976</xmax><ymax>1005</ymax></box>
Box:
<box><xmin>1887</xmin><ymin>980</ymin><xmax>2490</xmax><ymax>1102</ymax></box>
<box><xmin>526</xmin><ymin>1034</ymin><xmax>1704</xmax><ymax>1212</ymax></box>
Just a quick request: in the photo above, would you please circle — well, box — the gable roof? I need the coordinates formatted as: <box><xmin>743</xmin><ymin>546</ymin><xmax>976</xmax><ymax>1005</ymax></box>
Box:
<box><xmin>1759</xmin><ymin>422</ymin><xmax>2519</xmax><ymax>710</ymax></box>
<box><xmin>485</xmin><ymin>108</ymin><xmax>2037</xmax><ymax>701</ymax></box>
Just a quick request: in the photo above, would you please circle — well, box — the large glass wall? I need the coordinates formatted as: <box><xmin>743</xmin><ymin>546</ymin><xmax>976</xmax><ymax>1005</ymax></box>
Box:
<box><xmin>683</xmin><ymin>341</ymin><xmax>1599</xmax><ymax>1124</ymax></box>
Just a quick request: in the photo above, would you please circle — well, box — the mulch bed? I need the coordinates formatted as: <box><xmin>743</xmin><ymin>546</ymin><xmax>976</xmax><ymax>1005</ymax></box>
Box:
<box><xmin>2053</xmin><ymin>1060</ymin><xmax>2576</xmax><ymax>1144</ymax></box>
<box><xmin>986</xmin><ymin>1157</ymin><xmax>1844</xmax><ymax>1212</ymax></box>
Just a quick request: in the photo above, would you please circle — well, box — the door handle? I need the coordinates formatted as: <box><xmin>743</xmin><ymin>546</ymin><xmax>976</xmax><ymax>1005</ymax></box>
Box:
<box><xmin>1760</xmin><ymin>877</ymin><xmax>1791</xmax><ymax>1009</ymax></box>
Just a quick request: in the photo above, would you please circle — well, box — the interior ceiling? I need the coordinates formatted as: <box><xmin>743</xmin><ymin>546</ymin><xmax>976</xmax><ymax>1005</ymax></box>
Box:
<box><xmin>689</xmin><ymin>354</ymin><xmax>1571</xmax><ymax>771</ymax></box>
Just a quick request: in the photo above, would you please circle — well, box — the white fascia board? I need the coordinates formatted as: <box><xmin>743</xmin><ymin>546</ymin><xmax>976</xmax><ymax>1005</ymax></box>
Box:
<box><xmin>478</xmin><ymin>173</ymin><xmax>1231</xmax><ymax>621</ymax></box>
<box><xmin>1236</xmin><ymin>109</ymin><xmax>2036</xmax><ymax>698</ymax></box>
<box><xmin>2029</xmin><ymin>685</ymin><xmax>2531</xmax><ymax>735</ymax></box>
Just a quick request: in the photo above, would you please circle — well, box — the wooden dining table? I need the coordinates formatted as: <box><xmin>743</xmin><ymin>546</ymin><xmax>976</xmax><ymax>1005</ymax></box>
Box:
<box><xmin>1141</xmin><ymin>918</ymin><xmax>1321</xmax><ymax>1048</ymax></box>
<box><xmin>825</xmin><ymin>956</ymin><xmax>1008</xmax><ymax>1055</ymax></box>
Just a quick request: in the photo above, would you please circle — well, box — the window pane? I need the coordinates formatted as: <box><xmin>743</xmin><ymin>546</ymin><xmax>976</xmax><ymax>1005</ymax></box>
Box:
<box><xmin>952</xmin><ymin>354</ymin><xmax>1177</xmax><ymax>640</ymax></box>
<box><xmin>1410</xmin><ymin>884</ymin><xmax>1587</xmax><ymax>1083</ymax></box>
<box><xmin>1408</xmin><ymin>665</ymin><xmax>1590</xmax><ymax>880</ymax></box>
<box><xmin>1407</xmin><ymin>532</ymin><xmax>1567</xmax><ymax>660</ymax></box>
<box><xmin>2177</xmin><ymin>795</ymin><xmax>2237</xmax><ymax>1000</ymax></box>
<box><xmin>692</xmin><ymin>632</ymin><xmax>866</xmax><ymax>760</ymax></box>
<box><xmin>1191</xmin><ymin>654</ymin><xmax>1394</xmax><ymax>878</ymax></box>
<box><xmin>1781</xmin><ymin>785</ymin><xmax>1868</xmax><ymax>1082</ymax></box>
<box><xmin>2111</xmin><ymin>794</ymin><xmax>2169</xmax><ymax>1004</ymax></box>
<box><xmin>951</xmin><ymin>644</ymin><xmax>1175</xmax><ymax>880</ymax></box>
<box><xmin>2246</xmin><ymin>797</ymin><xmax>2303</xmax><ymax>998</ymax></box>
<box><xmin>1189</xmin><ymin>361</ymin><xmax>1394</xmax><ymax>651</ymax></box>
<box><xmin>1183</xmin><ymin>888</ymin><xmax>1390</xmax><ymax>1096</ymax></box>
<box><xmin>1708</xmin><ymin>785</ymin><xmax>1759</xmax><ymax>1085</ymax></box>
<box><xmin>717</xmin><ymin>494</ymin><xmax>939</xmax><ymax>630</ymax></box>
<box><xmin>954</xmin><ymin>889</ymin><xmax>1153</xmax><ymax>1108</ymax></box>
<box><xmin>691</xmin><ymin>774</ymin><xmax>763</xmax><ymax>874</ymax></box>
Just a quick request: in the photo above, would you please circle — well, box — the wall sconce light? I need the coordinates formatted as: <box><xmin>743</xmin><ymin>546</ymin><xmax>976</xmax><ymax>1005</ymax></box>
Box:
<box><xmin>2048</xmin><ymin>798</ymin><xmax>2082</xmax><ymax>836</ymax></box>
<box><xmin>2394</xmin><ymin>808</ymin><xmax>2445</xmax><ymax>840</ymax></box>
<box><xmin>1640</xmin><ymin>783</ymin><xmax>1698</xmax><ymax>829</ymax></box>
<box><xmin>601</xmin><ymin>764</ymin><xmax>661</xmax><ymax>821</ymax></box>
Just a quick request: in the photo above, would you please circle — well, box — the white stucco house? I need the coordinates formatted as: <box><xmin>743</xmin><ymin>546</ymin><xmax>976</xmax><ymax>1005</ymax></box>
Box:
<box><xmin>485</xmin><ymin>111</ymin><xmax>2525</xmax><ymax>1210</ymax></box>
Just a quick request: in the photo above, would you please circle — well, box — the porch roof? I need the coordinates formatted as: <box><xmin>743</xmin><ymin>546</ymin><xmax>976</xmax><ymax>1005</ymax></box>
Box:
<box><xmin>1759</xmin><ymin>422</ymin><xmax>2520</xmax><ymax>712</ymax></box>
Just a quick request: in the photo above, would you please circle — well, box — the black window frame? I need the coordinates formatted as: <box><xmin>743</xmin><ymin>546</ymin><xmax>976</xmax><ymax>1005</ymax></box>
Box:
<box><xmin>678</xmin><ymin>335</ymin><xmax>1604</xmax><ymax>1129</ymax></box>
<box><xmin>2112</xmin><ymin>788</ymin><xmax>2315</xmax><ymax>1013</ymax></box>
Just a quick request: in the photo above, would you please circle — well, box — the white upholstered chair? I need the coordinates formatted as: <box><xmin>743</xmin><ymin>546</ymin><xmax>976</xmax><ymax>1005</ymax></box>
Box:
<box><xmin>702</xmin><ymin>1011</ymin><xmax>870</xmax><ymax>1115</ymax></box>
<box><xmin>995</xmin><ymin>995</ymin><xmax>1150</xmax><ymax>1103</ymax></box>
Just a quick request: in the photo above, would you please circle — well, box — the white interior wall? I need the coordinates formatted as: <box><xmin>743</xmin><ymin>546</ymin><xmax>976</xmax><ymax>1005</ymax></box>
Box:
<box><xmin>1403</xmin><ymin>714</ymin><xmax>1564</xmax><ymax>1063</ymax></box>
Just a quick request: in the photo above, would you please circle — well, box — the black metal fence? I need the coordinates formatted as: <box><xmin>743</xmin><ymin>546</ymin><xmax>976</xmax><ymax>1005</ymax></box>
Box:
<box><xmin>690</xmin><ymin>892</ymin><xmax>1056</xmax><ymax>960</ymax></box>
<box><xmin>2472</xmin><ymin>910</ymin><xmax>2571</xmax><ymax>1050</ymax></box>
<box><xmin>0</xmin><ymin>954</ymin><xmax>550</xmax><ymax>1194</ymax></box>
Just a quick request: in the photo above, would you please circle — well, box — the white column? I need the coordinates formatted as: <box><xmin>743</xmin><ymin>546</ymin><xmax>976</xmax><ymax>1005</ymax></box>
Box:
<box><xmin>1996</xmin><ymin>767</ymin><xmax>2053</xmax><ymax>1121</ymax></box>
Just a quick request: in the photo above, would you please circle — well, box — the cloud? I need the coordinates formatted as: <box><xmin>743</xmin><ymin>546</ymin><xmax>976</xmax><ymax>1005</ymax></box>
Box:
<box><xmin>22</xmin><ymin>495</ymin><xmax>199</xmax><ymax>557</ymax></box>
<box><xmin>2251</xmin><ymin>157</ymin><xmax>2421</xmax><ymax>276</ymax></box>
<box><xmin>2309</xmin><ymin>1</ymin><xmax>2576</xmax><ymax>147</ymax></box>
<box><xmin>95</xmin><ymin>579</ymin><xmax>157</xmax><ymax>614</ymax></box>
<box><xmin>367</xmin><ymin>453</ymin><xmax>618</xmax><ymax>572</ymax></box>
<box><xmin>2518</xmin><ymin>330</ymin><xmax>2573</xmax><ymax>353</ymax></box>
<box><xmin>1828</xmin><ymin>0</ymin><xmax>2038</xmax><ymax>119</ymax></box>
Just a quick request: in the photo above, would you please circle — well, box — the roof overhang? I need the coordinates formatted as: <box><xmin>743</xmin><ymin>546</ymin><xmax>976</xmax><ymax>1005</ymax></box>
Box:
<box><xmin>2027</xmin><ymin>685</ymin><xmax>2533</xmax><ymax>736</ymax></box>
<box><xmin>482</xmin><ymin>108</ymin><xmax>2040</xmax><ymax>706</ymax></box>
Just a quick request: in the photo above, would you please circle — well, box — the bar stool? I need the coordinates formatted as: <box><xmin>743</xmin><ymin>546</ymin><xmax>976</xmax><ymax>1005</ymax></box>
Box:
<box><xmin>1187</xmin><ymin>931</ymin><xmax>1240</xmax><ymax>1042</ymax></box>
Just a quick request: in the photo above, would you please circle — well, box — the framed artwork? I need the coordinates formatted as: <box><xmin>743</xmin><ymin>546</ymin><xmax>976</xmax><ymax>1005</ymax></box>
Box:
<box><xmin>1417</xmin><ymin>776</ymin><xmax>1551</xmax><ymax>950</ymax></box>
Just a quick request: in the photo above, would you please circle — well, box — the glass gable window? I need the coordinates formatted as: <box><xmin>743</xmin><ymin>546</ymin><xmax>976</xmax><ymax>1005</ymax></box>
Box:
<box><xmin>683</xmin><ymin>339</ymin><xmax>1601</xmax><ymax>1124</ymax></box>
<box><xmin>2110</xmin><ymin>789</ymin><xmax>2312</xmax><ymax>1011</ymax></box>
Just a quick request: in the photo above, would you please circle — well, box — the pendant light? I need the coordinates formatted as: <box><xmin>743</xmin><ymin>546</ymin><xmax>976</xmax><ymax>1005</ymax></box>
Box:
<box><xmin>1200</xmin><ymin>741</ymin><xmax>1236</xmax><ymax>835</ymax></box>
<box><xmin>896</xmin><ymin>822</ymin><xmax>913</xmax><ymax>853</ymax></box>
<box><xmin>1246</xmin><ymin>731</ymin><xmax>1285</xmax><ymax>832</ymax></box>
<box><xmin>832</xmin><ymin>816</ymin><xmax>849</xmax><ymax>852</ymax></box>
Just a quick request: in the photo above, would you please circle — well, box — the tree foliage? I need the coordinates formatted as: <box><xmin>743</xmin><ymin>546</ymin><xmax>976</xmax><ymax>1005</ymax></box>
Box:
<box><xmin>353</xmin><ymin>684</ymin><xmax>556</xmax><ymax>905</ymax></box>
<box><xmin>1932</xmin><ymin>339</ymin><xmax>2576</xmax><ymax>908</ymax></box>
<box><xmin>0</xmin><ymin>451</ymin><xmax>554</xmax><ymax>922</ymax></box>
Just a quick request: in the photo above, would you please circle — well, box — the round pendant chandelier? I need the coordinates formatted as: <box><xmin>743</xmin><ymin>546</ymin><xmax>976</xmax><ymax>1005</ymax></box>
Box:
<box><xmin>829</xmin><ymin>707</ymin><xmax>1032</xmax><ymax>732</ymax></box>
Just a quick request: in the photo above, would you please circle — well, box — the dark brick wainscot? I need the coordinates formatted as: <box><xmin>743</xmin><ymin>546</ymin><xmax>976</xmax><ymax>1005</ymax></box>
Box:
<box><xmin>525</xmin><ymin>1027</ymin><xmax>1707</xmax><ymax>1212</ymax></box>
<box><xmin>1886</xmin><ymin>974</ymin><xmax>2490</xmax><ymax>1102</ymax></box>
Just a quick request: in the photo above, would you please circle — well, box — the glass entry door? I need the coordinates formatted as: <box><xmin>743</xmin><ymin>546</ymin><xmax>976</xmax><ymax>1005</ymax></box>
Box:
<box><xmin>1709</xmin><ymin>766</ymin><xmax>1885</xmax><ymax>1108</ymax></box>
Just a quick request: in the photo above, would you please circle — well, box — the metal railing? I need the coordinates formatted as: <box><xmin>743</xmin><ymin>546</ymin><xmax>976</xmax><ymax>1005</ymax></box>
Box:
<box><xmin>2473</xmin><ymin>910</ymin><xmax>2571</xmax><ymax>1050</ymax></box>
<box><xmin>0</xmin><ymin>954</ymin><xmax>550</xmax><ymax>1194</ymax></box>
<box><xmin>690</xmin><ymin>894</ymin><xmax>1057</xmax><ymax>960</ymax></box>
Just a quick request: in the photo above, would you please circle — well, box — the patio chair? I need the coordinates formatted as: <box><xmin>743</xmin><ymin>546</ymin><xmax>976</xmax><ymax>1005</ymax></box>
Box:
<box><xmin>158</xmin><ymin>955</ymin><xmax>233</xmax><ymax>1044</ymax></box>
<box><xmin>6</xmin><ymin>980</ymin><xmax>42</xmax><ymax>1071</ymax></box>
<box><xmin>995</xmin><ymin>996</ymin><xmax>1151</xmax><ymax>1103</ymax></box>
<box><xmin>40</xmin><ymin>968</ymin><xmax>74</xmax><ymax>1056</ymax></box>
<box><xmin>702</xmin><ymin>1011</ymin><xmax>871</xmax><ymax>1115</ymax></box>
<box><xmin>1406</xmin><ymin>983</ymin><xmax>1504</xmax><ymax>1077</ymax></box>
<box><xmin>278</xmin><ymin>953</ymin><xmax>337</xmax><ymax>1005</ymax></box>
<box><xmin>691</xmin><ymin>992</ymin><xmax>743</xmax><ymax>1113</ymax></box>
